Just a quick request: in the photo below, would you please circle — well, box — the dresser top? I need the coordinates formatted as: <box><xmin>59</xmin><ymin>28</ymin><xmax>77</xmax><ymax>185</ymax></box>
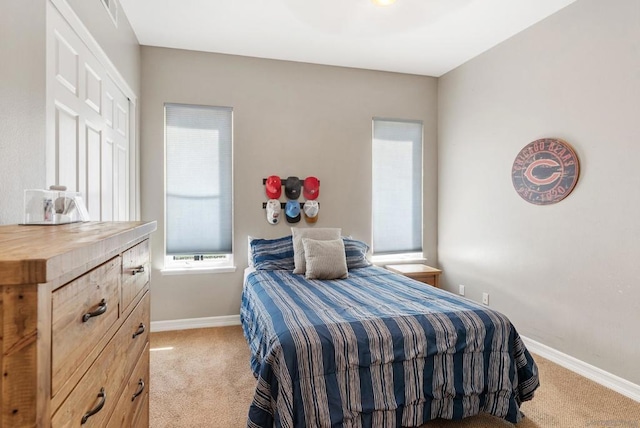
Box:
<box><xmin>0</xmin><ymin>221</ymin><xmax>157</xmax><ymax>285</ymax></box>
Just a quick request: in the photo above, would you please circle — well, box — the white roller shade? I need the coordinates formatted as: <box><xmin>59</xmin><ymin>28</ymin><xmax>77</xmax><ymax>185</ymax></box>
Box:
<box><xmin>372</xmin><ymin>118</ymin><xmax>423</xmax><ymax>255</ymax></box>
<box><xmin>165</xmin><ymin>104</ymin><xmax>233</xmax><ymax>255</ymax></box>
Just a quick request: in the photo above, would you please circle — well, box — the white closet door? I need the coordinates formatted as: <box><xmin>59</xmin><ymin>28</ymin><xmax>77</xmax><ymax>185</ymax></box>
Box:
<box><xmin>47</xmin><ymin>2</ymin><xmax>131</xmax><ymax>221</ymax></box>
<box><xmin>107</xmin><ymin>75</ymin><xmax>130</xmax><ymax>221</ymax></box>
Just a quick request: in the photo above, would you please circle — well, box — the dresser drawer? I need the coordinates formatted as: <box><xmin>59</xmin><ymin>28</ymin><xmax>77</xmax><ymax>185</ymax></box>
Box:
<box><xmin>107</xmin><ymin>343</ymin><xmax>149</xmax><ymax>428</ymax></box>
<box><xmin>121</xmin><ymin>240</ymin><xmax>150</xmax><ymax>314</ymax></box>
<box><xmin>52</xmin><ymin>289</ymin><xmax>150</xmax><ymax>427</ymax></box>
<box><xmin>52</xmin><ymin>316</ymin><xmax>129</xmax><ymax>427</ymax></box>
<box><xmin>122</xmin><ymin>291</ymin><xmax>150</xmax><ymax>379</ymax></box>
<box><xmin>51</xmin><ymin>257</ymin><xmax>121</xmax><ymax>397</ymax></box>
<box><xmin>132</xmin><ymin>393</ymin><xmax>150</xmax><ymax>428</ymax></box>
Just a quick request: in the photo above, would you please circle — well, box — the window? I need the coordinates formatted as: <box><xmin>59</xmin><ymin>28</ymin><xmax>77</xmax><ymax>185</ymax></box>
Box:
<box><xmin>164</xmin><ymin>104</ymin><xmax>233</xmax><ymax>271</ymax></box>
<box><xmin>371</xmin><ymin>118</ymin><xmax>423</xmax><ymax>259</ymax></box>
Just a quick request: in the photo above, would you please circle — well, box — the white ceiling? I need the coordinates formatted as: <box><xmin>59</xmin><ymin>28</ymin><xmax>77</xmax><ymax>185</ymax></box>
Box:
<box><xmin>119</xmin><ymin>0</ymin><xmax>577</xmax><ymax>77</ymax></box>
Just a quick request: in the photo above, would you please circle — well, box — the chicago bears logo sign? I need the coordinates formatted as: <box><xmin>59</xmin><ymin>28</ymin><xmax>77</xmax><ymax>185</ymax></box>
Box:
<box><xmin>512</xmin><ymin>138</ymin><xmax>580</xmax><ymax>205</ymax></box>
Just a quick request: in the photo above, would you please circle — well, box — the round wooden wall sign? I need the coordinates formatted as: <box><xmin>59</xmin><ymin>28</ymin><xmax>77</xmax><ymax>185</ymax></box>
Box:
<box><xmin>511</xmin><ymin>138</ymin><xmax>580</xmax><ymax>205</ymax></box>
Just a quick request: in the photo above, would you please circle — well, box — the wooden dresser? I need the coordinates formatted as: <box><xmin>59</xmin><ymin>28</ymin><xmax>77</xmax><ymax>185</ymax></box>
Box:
<box><xmin>0</xmin><ymin>221</ymin><xmax>156</xmax><ymax>428</ymax></box>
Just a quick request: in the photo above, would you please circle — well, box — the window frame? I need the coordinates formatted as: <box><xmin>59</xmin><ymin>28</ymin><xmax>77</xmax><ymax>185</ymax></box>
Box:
<box><xmin>370</xmin><ymin>117</ymin><xmax>424</xmax><ymax>263</ymax></box>
<box><xmin>162</xmin><ymin>103</ymin><xmax>235</xmax><ymax>274</ymax></box>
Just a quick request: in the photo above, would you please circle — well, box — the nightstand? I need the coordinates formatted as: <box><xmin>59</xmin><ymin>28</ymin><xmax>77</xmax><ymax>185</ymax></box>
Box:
<box><xmin>386</xmin><ymin>264</ymin><xmax>442</xmax><ymax>288</ymax></box>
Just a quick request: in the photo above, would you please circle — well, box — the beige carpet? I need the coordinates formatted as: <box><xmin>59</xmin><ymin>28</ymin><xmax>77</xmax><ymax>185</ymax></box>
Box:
<box><xmin>149</xmin><ymin>326</ymin><xmax>640</xmax><ymax>428</ymax></box>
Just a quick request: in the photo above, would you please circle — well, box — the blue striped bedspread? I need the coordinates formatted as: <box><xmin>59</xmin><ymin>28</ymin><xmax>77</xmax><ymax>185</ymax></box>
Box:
<box><xmin>240</xmin><ymin>266</ymin><xmax>539</xmax><ymax>428</ymax></box>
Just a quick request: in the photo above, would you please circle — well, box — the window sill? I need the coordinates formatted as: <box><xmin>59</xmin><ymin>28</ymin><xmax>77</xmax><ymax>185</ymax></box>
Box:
<box><xmin>160</xmin><ymin>265</ymin><xmax>237</xmax><ymax>276</ymax></box>
<box><xmin>371</xmin><ymin>254</ymin><xmax>427</xmax><ymax>266</ymax></box>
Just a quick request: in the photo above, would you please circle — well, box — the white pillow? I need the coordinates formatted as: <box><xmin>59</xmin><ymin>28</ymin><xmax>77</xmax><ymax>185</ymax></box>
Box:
<box><xmin>291</xmin><ymin>227</ymin><xmax>341</xmax><ymax>274</ymax></box>
<box><xmin>302</xmin><ymin>238</ymin><xmax>348</xmax><ymax>280</ymax></box>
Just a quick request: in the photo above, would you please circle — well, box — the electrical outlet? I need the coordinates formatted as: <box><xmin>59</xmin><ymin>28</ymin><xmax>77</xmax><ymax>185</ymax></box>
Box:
<box><xmin>459</xmin><ymin>284</ymin><xmax>465</xmax><ymax>296</ymax></box>
<box><xmin>482</xmin><ymin>292</ymin><xmax>489</xmax><ymax>306</ymax></box>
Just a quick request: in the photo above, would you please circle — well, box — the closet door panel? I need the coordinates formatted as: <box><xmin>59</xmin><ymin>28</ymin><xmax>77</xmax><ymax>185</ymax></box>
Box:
<box><xmin>47</xmin><ymin>2</ymin><xmax>132</xmax><ymax>221</ymax></box>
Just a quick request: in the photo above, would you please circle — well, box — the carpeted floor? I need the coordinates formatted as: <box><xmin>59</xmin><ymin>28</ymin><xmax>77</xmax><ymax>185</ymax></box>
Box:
<box><xmin>149</xmin><ymin>326</ymin><xmax>640</xmax><ymax>428</ymax></box>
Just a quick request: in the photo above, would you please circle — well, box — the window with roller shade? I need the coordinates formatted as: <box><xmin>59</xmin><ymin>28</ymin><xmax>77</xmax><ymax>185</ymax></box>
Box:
<box><xmin>371</xmin><ymin>118</ymin><xmax>423</xmax><ymax>258</ymax></box>
<box><xmin>164</xmin><ymin>103</ymin><xmax>233</xmax><ymax>269</ymax></box>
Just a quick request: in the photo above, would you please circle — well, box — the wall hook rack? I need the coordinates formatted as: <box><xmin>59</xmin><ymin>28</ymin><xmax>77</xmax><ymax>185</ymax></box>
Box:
<box><xmin>262</xmin><ymin>202</ymin><xmax>319</xmax><ymax>209</ymax></box>
<box><xmin>262</xmin><ymin>178</ymin><xmax>320</xmax><ymax>185</ymax></box>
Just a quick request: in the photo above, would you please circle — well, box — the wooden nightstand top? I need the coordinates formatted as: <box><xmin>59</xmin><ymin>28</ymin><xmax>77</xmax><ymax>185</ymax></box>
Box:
<box><xmin>385</xmin><ymin>263</ymin><xmax>442</xmax><ymax>288</ymax></box>
<box><xmin>385</xmin><ymin>264</ymin><xmax>442</xmax><ymax>275</ymax></box>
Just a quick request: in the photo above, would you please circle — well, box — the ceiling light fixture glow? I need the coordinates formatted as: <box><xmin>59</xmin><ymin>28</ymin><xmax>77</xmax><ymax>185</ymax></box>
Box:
<box><xmin>371</xmin><ymin>0</ymin><xmax>397</xmax><ymax>6</ymax></box>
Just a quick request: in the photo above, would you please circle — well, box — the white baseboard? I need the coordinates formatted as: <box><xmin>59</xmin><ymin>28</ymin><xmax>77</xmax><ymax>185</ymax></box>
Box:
<box><xmin>522</xmin><ymin>336</ymin><xmax>640</xmax><ymax>403</ymax></box>
<box><xmin>150</xmin><ymin>315</ymin><xmax>241</xmax><ymax>332</ymax></box>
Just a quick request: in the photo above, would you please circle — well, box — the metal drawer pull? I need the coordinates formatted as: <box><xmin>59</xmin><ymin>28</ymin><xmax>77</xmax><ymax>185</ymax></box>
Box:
<box><xmin>81</xmin><ymin>387</ymin><xmax>106</xmax><ymax>424</ymax></box>
<box><xmin>132</xmin><ymin>323</ymin><xmax>146</xmax><ymax>339</ymax></box>
<box><xmin>82</xmin><ymin>299</ymin><xmax>107</xmax><ymax>322</ymax></box>
<box><xmin>132</xmin><ymin>379</ymin><xmax>145</xmax><ymax>401</ymax></box>
<box><xmin>131</xmin><ymin>265</ymin><xmax>145</xmax><ymax>275</ymax></box>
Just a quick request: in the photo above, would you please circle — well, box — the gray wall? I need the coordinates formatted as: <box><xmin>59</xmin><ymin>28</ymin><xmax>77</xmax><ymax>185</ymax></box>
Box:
<box><xmin>438</xmin><ymin>0</ymin><xmax>640</xmax><ymax>384</ymax></box>
<box><xmin>0</xmin><ymin>0</ymin><xmax>47</xmax><ymax>224</ymax></box>
<box><xmin>140</xmin><ymin>47</ymin><xmax>438</xmax><ymax>322</ymax></box>
<box><xmin>0</xmin><ymin>0</ymin><xmax>140</xmax><ymax>225</ymax></box>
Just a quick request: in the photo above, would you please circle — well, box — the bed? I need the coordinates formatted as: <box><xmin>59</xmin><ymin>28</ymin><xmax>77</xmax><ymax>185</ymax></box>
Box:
<box><xmin>241</xmin><ymin>233</ymin><xmax>539</xmax><ymax>428</ymax></box>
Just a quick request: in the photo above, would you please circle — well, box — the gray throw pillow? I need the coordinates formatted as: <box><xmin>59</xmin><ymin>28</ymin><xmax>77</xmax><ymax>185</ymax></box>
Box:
<box><xmin>302</xmin><ymin>238</ymin><xmax>348</xmax><ymax>280</ymax></box>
